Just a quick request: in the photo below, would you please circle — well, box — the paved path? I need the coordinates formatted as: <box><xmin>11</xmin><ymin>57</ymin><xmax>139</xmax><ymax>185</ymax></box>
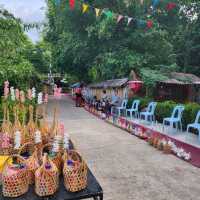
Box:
<box><xmin>47</xmin><ymin>96</ymin><xmax>200</xmax><ymax>200</ymax></box>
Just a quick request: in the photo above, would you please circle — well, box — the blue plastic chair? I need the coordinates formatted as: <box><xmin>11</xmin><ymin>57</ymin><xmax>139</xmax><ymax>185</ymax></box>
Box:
<box><xmin>163</xmin><ymin>105</ymin><xmax>185</xmax><ymax>132</ymax></box>
<box><xmin>140</xmin><ymin>102</ymin><xmax>157</xmax><ymax>122</ymax></box>
<box><xmin>111</xmin><ymin>99</ymin><xmax>128</xmax><ymax>117</ymax></box>
<box><xmin>126</xmin><ymin>100</ymin><xmax>140</xmax><ymax>119</ymax></box>
<box><xmin>187</xmin><ymin>110</ymin><xmax>200</xmax><ymax>141</ymax></box>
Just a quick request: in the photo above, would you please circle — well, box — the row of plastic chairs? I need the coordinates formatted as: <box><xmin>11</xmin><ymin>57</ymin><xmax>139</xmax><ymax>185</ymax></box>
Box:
<box><xmin>111</xmin><ymin>99</ymin><xmax>200</xmax><ymax>141</ymax></box>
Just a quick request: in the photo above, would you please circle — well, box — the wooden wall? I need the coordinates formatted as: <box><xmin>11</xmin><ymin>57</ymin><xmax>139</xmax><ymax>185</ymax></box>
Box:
<box><xmin>90</xmin><ymin>87</ymin><xmax>128</xmax><ymax>100</ymax></box>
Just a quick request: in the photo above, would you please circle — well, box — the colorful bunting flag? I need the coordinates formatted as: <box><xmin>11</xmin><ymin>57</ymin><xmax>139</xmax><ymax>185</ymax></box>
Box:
<box><xmin>137</xmin><ymin>20</ymin><xmax>146</xmax><ymax>28</ymax></box>
<box><xmin>69</xmin><ymin>0</ymin><xmax>75</xmax><ymax>10</ymax></box>
<box><xmin>82</xmin><ymin>3</ymin><xmax>89</xmax><ymax>13</ymax></box>
<box><xmin>146</xmin><ymin>20</ymin><xmax>153</xmax><ymax>28</ymax></box>
<box><xmin>152</xmin><ymin>0</ymin><xmax>160</xmax><ymax>9</ymax></box>
<box><xmin>55</xmin><ymin>0</ymin><xmax>61</xmax><ymax>5</ymax></box>
<box><xmin>166</xmin><ymin>2</ymin><xmax>176</xmax><ymax>11</ymax></box>
<box><xmin>95</xmin><ymin>8</ymin><xmax>101</xmax><ymax>17</ymax></box>
<box><xmin>104</xmin><ymin>10</ymin><xmax>113</xmax><ymax>19</ymax></box>
<box><xmin>127</xmin><ymin>17</ymin><xmax>133</xmax><ymax>26</ymax></box>
<box><xmin>117</xmin><ymin>15</ymin><xmax>123</xmax><ymax>23</ymax></box>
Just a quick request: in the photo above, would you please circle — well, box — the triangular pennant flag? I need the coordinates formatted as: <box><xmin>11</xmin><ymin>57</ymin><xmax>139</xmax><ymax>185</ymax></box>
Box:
<box><xmin>82</xmin><ymin>3</ymin><xmax>89</xmax><ymax>13</ymax></box>
<box><xmin>69</xmin><ymin>0</ymin><xmax>75</xmax><ymax>10</ymax></box>
<box><xmin>127</xmin><ymin>17</ymin><xmax>133</xmax><ymax>26</ymax></box>
<box><xmin>104</xmin><ymin>10</ymin><xmax>113</xmax><ymax>19</ymax></box>
<box><xmin>95</xmin><ymin>8</ymin><xmax>101</xmax><ymax>17</ymax></box>
<box><xmin>55</xmin><ymin>0</ymin><xmax>60</xmax><ymax>5</ymax></box>
<box><xmin>147</xmin><ymin>20</ymin><xmax>153</xmax><ymax>28</ymax></box>
<box><xmin>117</xmin><ymin>15</ymin><xmax>123</xmax><ymax>23</ymax></box>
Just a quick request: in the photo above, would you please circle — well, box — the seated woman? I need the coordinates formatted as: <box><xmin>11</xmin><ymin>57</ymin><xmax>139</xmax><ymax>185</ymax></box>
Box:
<box><xmin>107</xmin><ymin>89</ymin><xmax>121</xmax><ymax>115</ymax></box>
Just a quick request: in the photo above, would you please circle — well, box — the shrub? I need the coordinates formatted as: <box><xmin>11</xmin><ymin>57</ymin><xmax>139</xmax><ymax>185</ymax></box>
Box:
<box><xmin>127</xmin><ymin>96</ymin><xmax>200</xmax><ymax>130</ymax></box>
<box><xmin>182</xmin><ymin>103</ymin><xmax>200</xmax><ymax>130</ymax></box>
<box><xmin>127</xmin><ymin>96</ymin><xmax>152</xmax><ymax>111</ymax></box>
<box><xmin>155</xmin><ymin>101</ymin><xmax>177</xmax><ymax>123</ymax></box>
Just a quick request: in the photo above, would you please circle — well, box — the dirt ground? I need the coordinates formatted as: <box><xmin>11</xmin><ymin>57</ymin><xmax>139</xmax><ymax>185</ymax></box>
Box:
<box><xmin>47</xmin><ymin>96</ymin><xmax>200</xmax><ymax>200</ymax></box>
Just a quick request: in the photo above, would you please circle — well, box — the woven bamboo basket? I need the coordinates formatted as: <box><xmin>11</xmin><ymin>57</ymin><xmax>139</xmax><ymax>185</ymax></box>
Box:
<box><xmin>18</xmin><ymin>143</ymin><xmax>40</xmax><ymax>184</ymax></box>
<box><xmin>2</xmin><ymin>154</ymin><xmax>29</xmax><ymax>197</ymax></box>
<box><xmin>163</xmin><ymin>143</ymin><xmax>172</xmax><ymax>154</ymax></box>
<box><xmin>63</xmin><ymin>150</ymin><xmax>87</xmax><ymax>192</ymax></box>
<box><xmin>0</xmin><ymin>106</ymin><xmax>13</xmax><ymax>155</ymax></box>
<box><xmin>35</xmin><ymin>153</ymin><xmax>59</xmax><ymax>197</ymax></box>
<box><xmin>42</xmin><ymin>143</ymin><xmax>62</xmax><ymax>174</ymax></box>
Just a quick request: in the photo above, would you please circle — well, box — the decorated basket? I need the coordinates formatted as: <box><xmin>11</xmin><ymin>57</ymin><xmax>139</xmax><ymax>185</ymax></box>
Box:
<box><xmin>163</xmin><ymin>143</ymin><xmax>172</xmax><ymax>154</ymax></box>
<box><xmin>18</xmin><ymin>143</ymin><xmax>40</xmax><ymax>184</ymax></box>
<box><xmin>42</xmin><ymin>143</ymin><xmax>62</xmax><ymax>174</ymax></box>
<box><xmin>0</xmin><ymin>106</ymin><xmax>13</xmax><ymax>155</ymax></box>
<box><xmin>63</xmin><ymin>150</ymin><xmax>87</xmax><ymax>192</ymax></box>
<box><xmin>35</xmin><ymin>153</ymin><xmax>59</xmax><ymax>197</ymax></box>
<box><xmin>2</xmin><ymin>155</ymin><xmax>29</xmax><ymax>197</ymax></box>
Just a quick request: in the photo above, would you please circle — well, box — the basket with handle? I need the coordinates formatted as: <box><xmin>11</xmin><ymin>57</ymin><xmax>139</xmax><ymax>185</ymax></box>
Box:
<box><xmin>18</xmin><ymin>142</ymin><xmax>40</xmax><ymax>184</ymax></box>
<box><xmin>42</xmin><ymin>143</ymin><xmax>62</xmax><ymax>174</ymax></box>
<box><xmin>2</xmin><ymin>154</ymin><xmax>29</xmax><ymax>197</ymax></box>
<box><xmin>63</xmin><ymin>150</ymin><xmax>88</xmax><ymax>192</ymax></box>
<box><xmin>0</xmin><ymin>106</ymin><xmax>13</xmax><ymax>155</ymax></box>
<box><xmin>35</xmin><ymin>153</ymin><xmax>59</xmax><ymax>197</ymax></box>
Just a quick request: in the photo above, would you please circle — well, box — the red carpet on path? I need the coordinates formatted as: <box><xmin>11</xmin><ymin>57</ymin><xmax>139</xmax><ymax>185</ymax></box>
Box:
<box><xmin>81</xmin><ymin>103</ymin><xmax>200</xmax><ymax>168</ymax></box>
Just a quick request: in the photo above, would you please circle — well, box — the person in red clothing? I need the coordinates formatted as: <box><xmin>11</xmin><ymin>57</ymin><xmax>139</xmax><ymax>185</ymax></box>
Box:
<box><xmin>75</xmin><ymin>86</ymin><xmax>82</xmax><ymax>107</ymax></box>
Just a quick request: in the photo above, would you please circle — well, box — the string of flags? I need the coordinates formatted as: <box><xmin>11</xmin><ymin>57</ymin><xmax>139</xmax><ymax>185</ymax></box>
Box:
<box><xmin>54</xmin><ymin>0</ymin><xmax>178</xmax><ymax>30</ymax></box>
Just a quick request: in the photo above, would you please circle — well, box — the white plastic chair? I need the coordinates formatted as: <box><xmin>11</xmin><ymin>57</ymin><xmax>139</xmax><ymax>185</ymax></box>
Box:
<box><xmin>187</xmin><ymin>110</ymin><xmax>200</xmax><ymax>142</ymax></box>
<box><xmin>163</xmin><ymin>105</ymin><xmax>185</xmax><ymax>133</ymax></box>
<box><xmin>140</xmin><ymin>102</ymin><xmax>157</xmax><ymax>122</ymax></box>
<box><xmin>126</xmin><ymin>100</ymin><xmax>140</xmax><ymax>119</ymax></box>
<box><xmin>111</xmin><ymin>99</ymin><xmax>128</xmax><ymax>117</ymax></box>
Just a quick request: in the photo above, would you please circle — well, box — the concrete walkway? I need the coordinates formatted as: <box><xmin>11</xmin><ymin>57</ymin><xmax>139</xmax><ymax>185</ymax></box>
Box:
<box><xmin>47</xmin><ymin>96</ymin><xmax>200</xmax><ymax>200</ymax></box>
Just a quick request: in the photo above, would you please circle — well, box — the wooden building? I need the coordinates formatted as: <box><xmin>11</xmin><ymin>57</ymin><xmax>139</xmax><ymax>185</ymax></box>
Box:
<box><xmin>156</xmin><ymin>72</ymin><xmax>200</xmax><ymax>103</ymax></box>
<box><xmin>89</xmin><ymin>78</ymin><xmax>129</xmax><ymax>100</ymax></box>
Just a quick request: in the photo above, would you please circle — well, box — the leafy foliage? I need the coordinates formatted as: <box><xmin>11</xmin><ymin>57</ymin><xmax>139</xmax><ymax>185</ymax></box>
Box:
<box><xmin>0</xmin><ymin>8</ymin><xmax>39</xmax><ymax>89</ymax></box>
<box><xmin>45</xmin><ymin>0</ymin><xmax>200</xmax><ymax>88</ymax></box>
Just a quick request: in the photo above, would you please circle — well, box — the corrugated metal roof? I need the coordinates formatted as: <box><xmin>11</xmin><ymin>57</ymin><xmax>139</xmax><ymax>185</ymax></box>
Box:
<box><xmin>158</xmin><ymin>72</ymin><xmax>200</xmax><ymax>85</ymax></box>
<box><xmin>89</xmin><ymin>78</ymin><xmax>128</xmax><ymax>88</ymax></box>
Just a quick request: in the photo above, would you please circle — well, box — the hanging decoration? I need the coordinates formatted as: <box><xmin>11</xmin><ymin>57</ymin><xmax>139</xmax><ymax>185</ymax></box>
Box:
<box><xmin>104</xmin><ymin>10</ymin><xmax>113</xmax><ymax>19</ymax></box>
<box><xmin>166</xmin><ymin>2</ymin><xmax>176</xmax><ymax>11</ymax></box>
<box><xmin>55</xmin><ymin>0</ymin><xmax>61</xmax><ymax>5</ymax></box>
<box><xmin>82</xmin><ymin>3</ymin><xmax>89</xmax><ymax>13</ymax></box>
<box><xmin>95</xmin><ymin>8</ymin><xmax>101</xmax><ymax>17</ymax></box>
<box><xmin>146</xmin><ymin>20</ymin><xmax>153</xmax><ymax>29</ymax></box>
<box><xmin>127</xmin><ymin>17</ymin><xmax>133</xmax><ymax>26</ymax></box>
<box><xmin>69</xmin><ymin>0</ymin><xmax>75</xmax><ymax>10</ymax></box>
<box><xmin>151</xmin><ymin>0</ymin><xmax>160</xmax><ymax>10</ymax></box>
<box><xmin>53</xmin><ymin>0</ymin><xmax>179</xmax><ymax>31</ymax></box>
<box><xmin>117</xmin><ymin>15</ymin><xmax>123</xmax><ymax>23</ymax></box>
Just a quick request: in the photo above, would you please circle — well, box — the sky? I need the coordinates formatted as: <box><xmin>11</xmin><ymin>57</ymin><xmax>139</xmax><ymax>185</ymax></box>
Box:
<box><xmin>0</xmin><ymin>0</ymin><xmax>47</xmax><ymax>43</ymax></box>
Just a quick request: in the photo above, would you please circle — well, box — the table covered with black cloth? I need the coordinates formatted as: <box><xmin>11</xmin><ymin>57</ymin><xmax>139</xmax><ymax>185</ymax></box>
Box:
<box><xmin>0</xmin><ymin>169</ymin><xmax>103</xmax><ymax>200</ymax></box>
<box><xmin>0</xmin><ymin>140</ymin><xmax>103</xmax><ymax>200</ymax></box>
